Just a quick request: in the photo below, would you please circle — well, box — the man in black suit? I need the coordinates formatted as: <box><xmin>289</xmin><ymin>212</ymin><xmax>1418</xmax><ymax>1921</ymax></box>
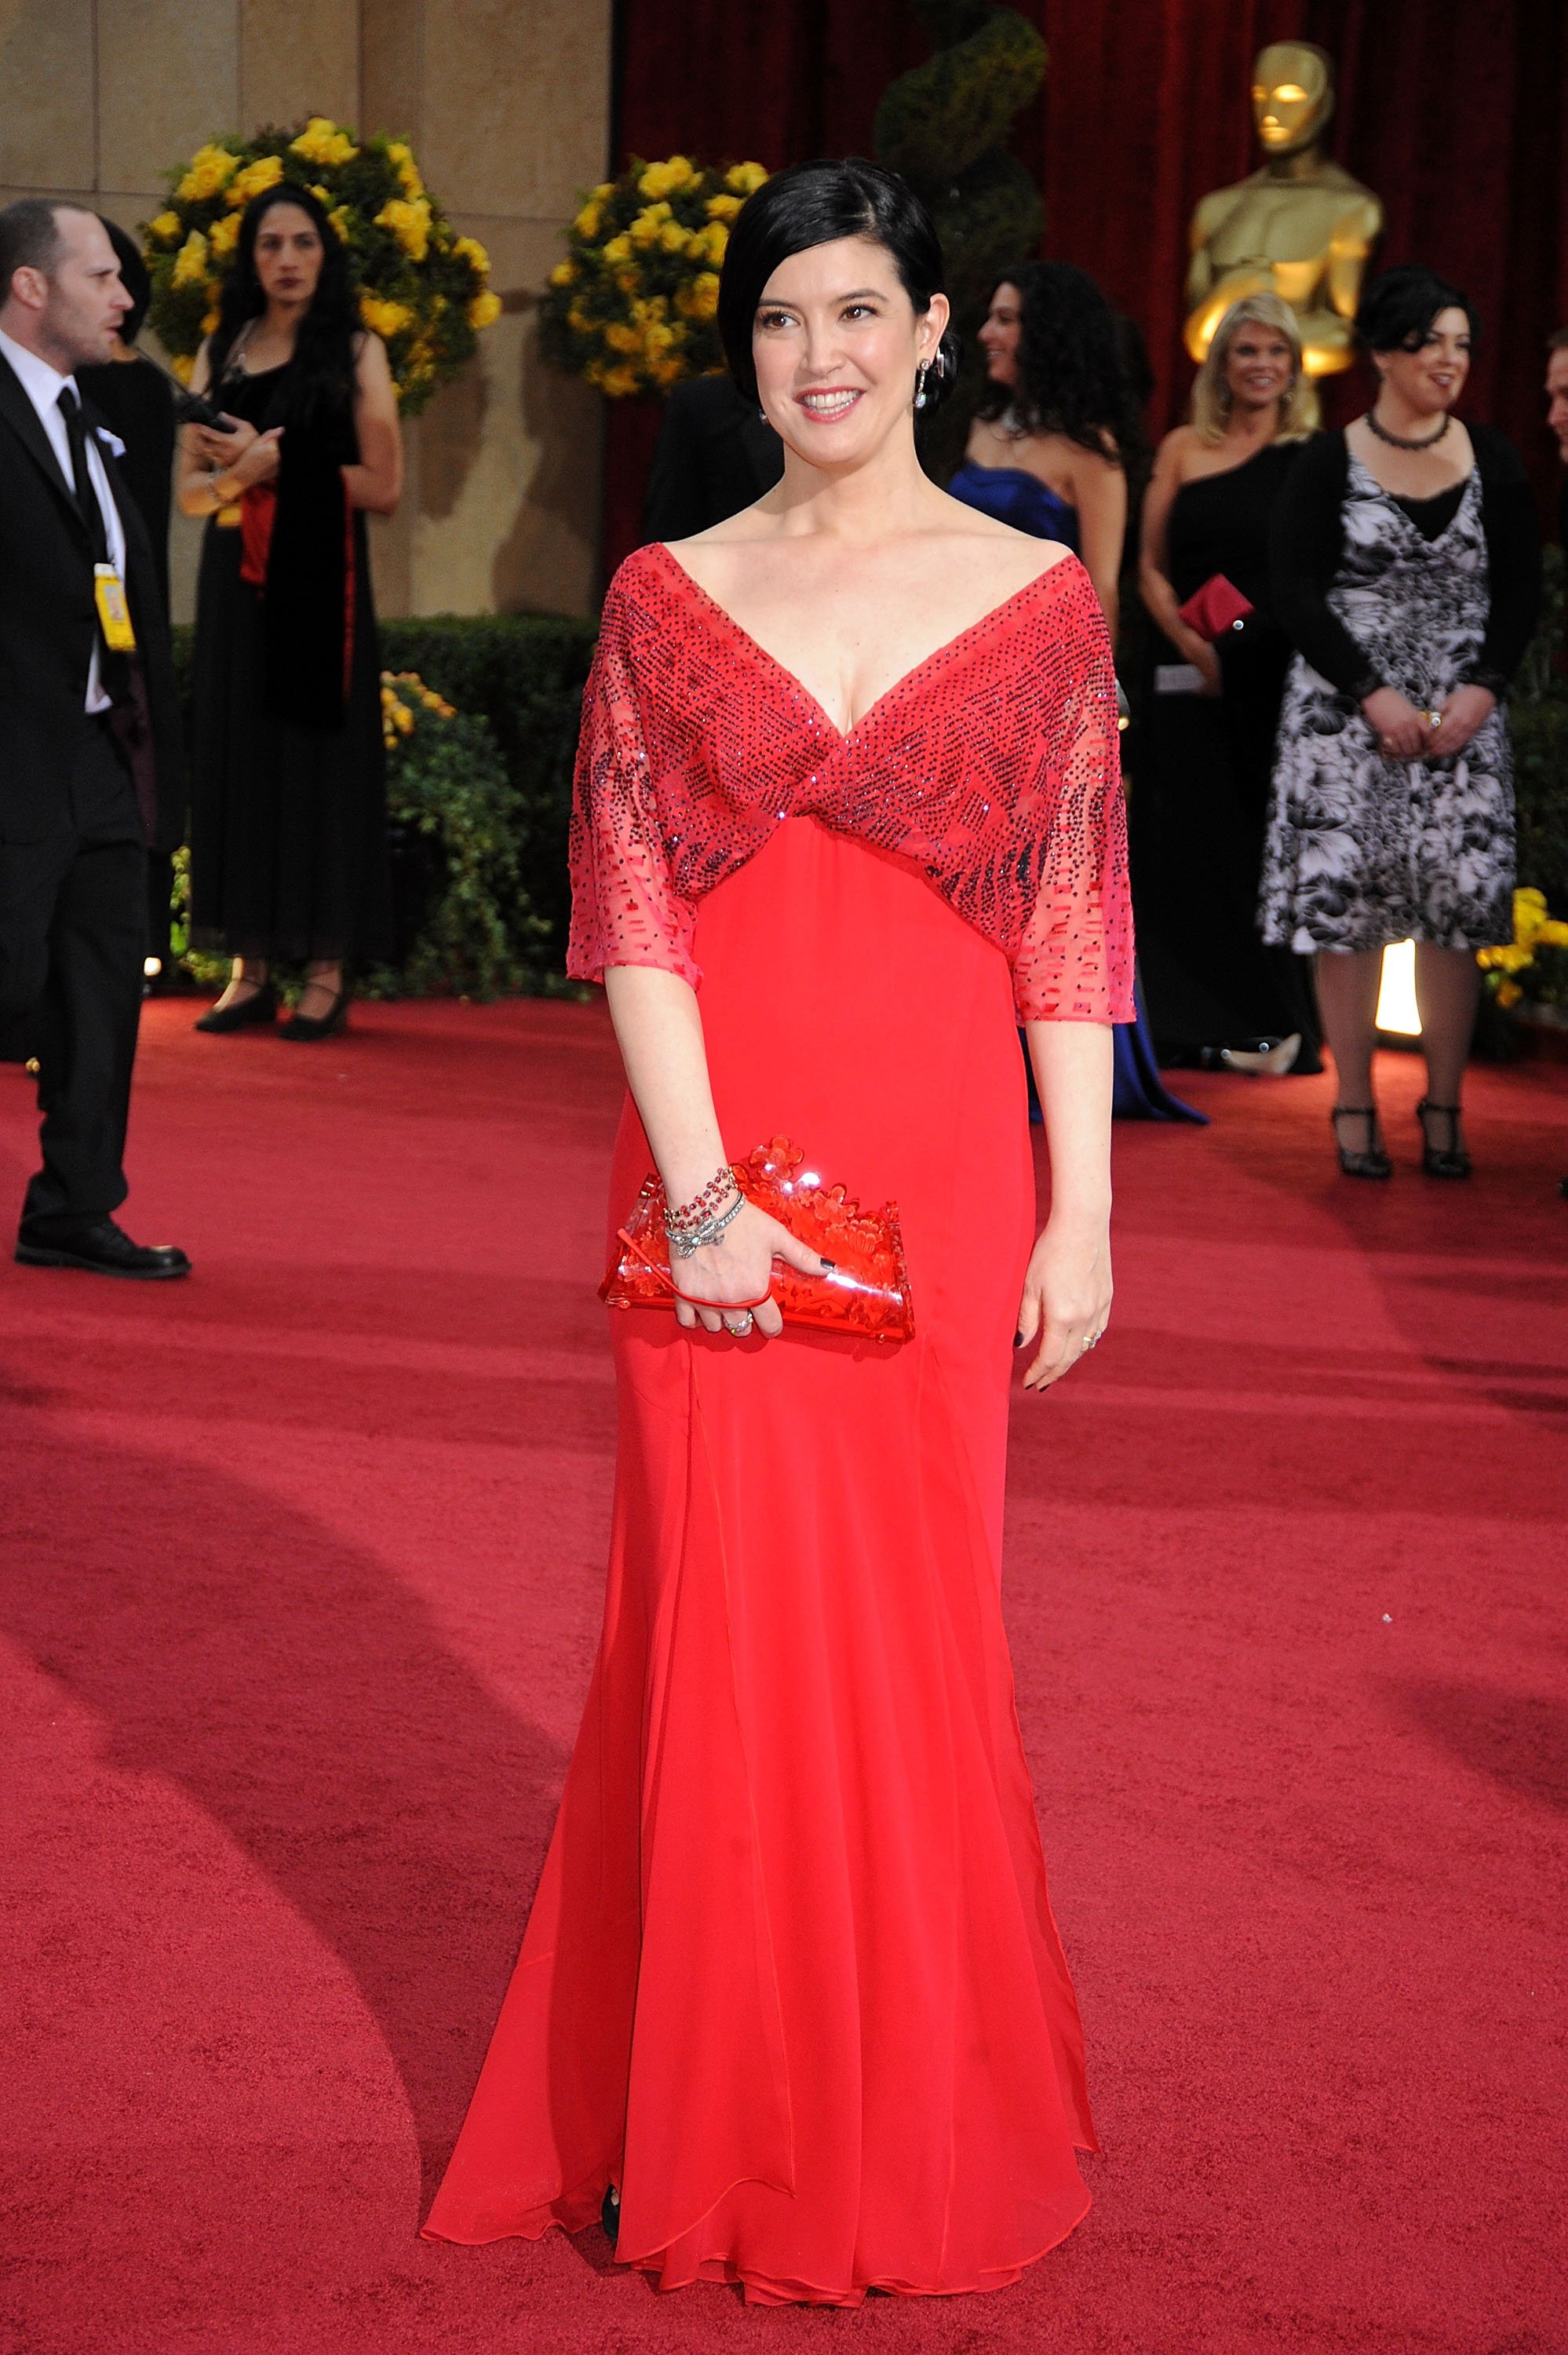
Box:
<box><xmin>639</xmin><ymin>372</ymin><xmax>783</xmax><ymax>545</ymax></box>
<box><xmin>0</xmin><ymin>199</ymin><xmax>189</xmax><ymax>1277</ymax></box>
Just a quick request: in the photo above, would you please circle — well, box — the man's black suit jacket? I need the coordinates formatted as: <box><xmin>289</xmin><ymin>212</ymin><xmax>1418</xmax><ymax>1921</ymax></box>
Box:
<box><xmin>639</xmin><ymin>374</ymin><xmax>784</xmax><ymax>546</ymax></box>
<box><xmin>0</xmin><ymin>350</ymin><xmax>184</xmax><ymax>852</ymax></box>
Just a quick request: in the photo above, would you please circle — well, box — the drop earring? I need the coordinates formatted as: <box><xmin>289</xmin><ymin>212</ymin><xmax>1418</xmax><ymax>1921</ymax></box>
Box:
<box><xmin>913</xmin><ymin>360</ymin><xmax>932</xmax><ymax>411</ymax></box>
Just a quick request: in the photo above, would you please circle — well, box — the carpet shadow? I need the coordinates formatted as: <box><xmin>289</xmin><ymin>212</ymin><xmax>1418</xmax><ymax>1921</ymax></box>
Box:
<box><xmin>0</xmin><ymin>1411</ymin><xmax>570</xmax><ymax>2211</ymax></box>
<box><xmin>1391</xmin><ymin>1675</ymin><xmax>1568</xmax><ymax>1813</ymax></box>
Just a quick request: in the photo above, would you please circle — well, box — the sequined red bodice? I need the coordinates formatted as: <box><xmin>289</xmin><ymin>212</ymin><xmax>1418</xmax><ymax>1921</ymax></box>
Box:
<box><xmin>567</xmin><ymin>542</ymin><xmax>1134</xmax><ymax>1023</ymax></box>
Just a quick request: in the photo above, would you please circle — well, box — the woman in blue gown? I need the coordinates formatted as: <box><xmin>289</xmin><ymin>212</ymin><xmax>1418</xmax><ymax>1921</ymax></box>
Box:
<box><xmin>949</xmin><ymin>263</ymin><xmax>1202</xmax><ymax>1124</ymax></box>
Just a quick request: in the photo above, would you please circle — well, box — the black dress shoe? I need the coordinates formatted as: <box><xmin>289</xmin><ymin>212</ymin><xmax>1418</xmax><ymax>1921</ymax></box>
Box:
<box><xmin>16</xmin><ymin>1218</ymin><xmax>191</xmax><ymax>1280</ymax></box>
<box><xmin>280</xmin><ymin>983</ymin><xmax>350</xmax><ymax>1042</ymax></box>
<box><xmin>194</xmin><ymin>983</ymin><xmax>277</xmax><ymax>1034</ymax></box>
<box><xmin>600</xmin><ymin>2185</ymin><xmax>620</xmax><ymax>2247</ymax></box>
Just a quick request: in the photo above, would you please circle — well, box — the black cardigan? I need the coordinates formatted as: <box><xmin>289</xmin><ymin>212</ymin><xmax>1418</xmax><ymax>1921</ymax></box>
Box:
<box><xmin>1270</xmin><ymin>424</ymin><xmax>1541</xmax><ymax>700</ymax></box>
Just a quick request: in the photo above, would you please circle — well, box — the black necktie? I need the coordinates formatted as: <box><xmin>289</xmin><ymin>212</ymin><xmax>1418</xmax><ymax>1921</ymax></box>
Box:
<box><xmin>58</xmin><ymin>385</ymin><xmax>128</xmax><ymax>699</ymax></box>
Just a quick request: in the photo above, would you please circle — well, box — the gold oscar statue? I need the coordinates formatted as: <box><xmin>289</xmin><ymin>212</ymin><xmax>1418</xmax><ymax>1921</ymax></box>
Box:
<box><xmin>1184</xmin><ymin>41</ymin><xmax>1382</xmax><ymax>395</ymax></box>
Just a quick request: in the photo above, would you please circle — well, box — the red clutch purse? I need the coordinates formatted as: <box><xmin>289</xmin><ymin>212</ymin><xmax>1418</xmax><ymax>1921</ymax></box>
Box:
<box><xmin>1176</xmin><ymin>572</ymin><xmax>1254</xmax><ymax>641</ymax></box>
<box><xmin>600</xmin><ymin>1136</ymin><xmax>914</xmax><ymax>1344</ymax></box>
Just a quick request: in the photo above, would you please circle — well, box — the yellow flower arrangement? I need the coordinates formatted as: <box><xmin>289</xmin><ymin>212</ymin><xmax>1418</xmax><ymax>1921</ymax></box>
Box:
<box><xmin>1478</xmin><ymin>885</ymin><xmax>1568</xmax><ymax>1013</ymax></box>
<box><xmin>540</xmin><ymin>153</ymin><xmax>768</xmax><ymax>397</ymax></box>
<box><xmin>144</xmin><ymin>119</ymin><xmax>498</xmax><ymax>415</ymax></box>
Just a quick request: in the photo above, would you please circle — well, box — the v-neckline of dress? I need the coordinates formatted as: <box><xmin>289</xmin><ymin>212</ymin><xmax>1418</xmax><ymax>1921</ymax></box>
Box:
<box><xmin>1348</xmin><ymin>448</ymin><xmax>1478</xmax><ymax>550</ymax></box>
<box><xmin>647</xmin><ymin>538</ymin><xmax>1080</xmax><ymax>747</ymax></box>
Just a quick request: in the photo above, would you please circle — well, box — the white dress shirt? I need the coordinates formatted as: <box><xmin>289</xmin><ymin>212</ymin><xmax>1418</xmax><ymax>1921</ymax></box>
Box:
<box><xmin>0</xmin><ymin>324</ymin><xmax>128</xmax><ymax>713</ymax></box>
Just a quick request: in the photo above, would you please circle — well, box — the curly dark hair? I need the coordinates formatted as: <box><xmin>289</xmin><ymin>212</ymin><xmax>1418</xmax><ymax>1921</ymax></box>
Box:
<box><xmin>1355</xmin><ymin>263</ymin><xmax>1479</xmax><ymax>355</ymax></box>
<box><xmin>975</xmin><ymin>260</ymin><xmax>1142</xmax><ymax>465</ymax></box>
<box><xmin>207</xmin><ymin>183</ymin><xmax>359</xmax><ymax>424</ymax></box>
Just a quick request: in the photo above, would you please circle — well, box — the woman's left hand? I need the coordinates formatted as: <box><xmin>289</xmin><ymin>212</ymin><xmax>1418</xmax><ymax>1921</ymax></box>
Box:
<box><xmin>1427</xmin><ymin>683</ymin><xmax>1496</xmax><ymax>760</ymax></box>
<box><xmin>1015</xmin><ymin>1209</ymin><xmax>1113</xmax><ymax>1393</ymax></box>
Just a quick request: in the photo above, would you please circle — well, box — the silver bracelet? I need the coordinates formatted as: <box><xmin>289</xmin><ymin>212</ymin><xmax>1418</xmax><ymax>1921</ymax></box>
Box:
<box><xmin>669</xmin><ymin>1190</ymin><xmax>745</xmax><ymax>1259</ymax></box>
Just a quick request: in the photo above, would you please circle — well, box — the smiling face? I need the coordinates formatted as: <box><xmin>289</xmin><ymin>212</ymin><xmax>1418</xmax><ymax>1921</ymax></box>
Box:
<box><xmin>1223</xmin><ymin>317</ymin><xmax>1294</xmax><ymax>414</ymax></box>
<box><xmin>252</xmin><ymin>200</ymin><xmax>325</xmax><ymax>309</ymax></box>
<box><xmin>752</xmin><ymin>235</ymin><xmax>947</xmax><ymax>468</ymax></box>
<box><xmin>977</xmin><ymin>283</ymin><xmax>1023</xmax><ymax>388</ymax></box>
<box><xmin>1251</xmin><ymin>42</ymin><xmax>1331</xmax><ymax>156</ymax></box>
<box><xmin>1547</xmin><ymin>345</ymin><xmax>1568</xmax><ymax>465</ymax></box>
<box><xmin>1376</xmin><ymin>305</ymin><xmax>1472</xmax><ymax>418</ymax></box>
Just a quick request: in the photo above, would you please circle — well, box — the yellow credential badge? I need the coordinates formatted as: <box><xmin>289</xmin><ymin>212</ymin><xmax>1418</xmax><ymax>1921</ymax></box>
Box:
<box><xmin>93</xmin><ymin>563</ymin><xmax>137</xmax><ymax>653</ymax></box>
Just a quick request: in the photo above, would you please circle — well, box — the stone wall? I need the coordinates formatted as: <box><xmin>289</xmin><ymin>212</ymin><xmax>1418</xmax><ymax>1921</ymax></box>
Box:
<box><xmin>0</xmin><ymin>0</ymin><xmax>611</xmax><ymax>620</ymax></box>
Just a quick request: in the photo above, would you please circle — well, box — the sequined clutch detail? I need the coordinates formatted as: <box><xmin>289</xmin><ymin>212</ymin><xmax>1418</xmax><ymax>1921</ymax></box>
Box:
<box><xmin>601</xmin><ymin>1136</ymin><xmax>914</xmax><ymax>1344</ymax></box>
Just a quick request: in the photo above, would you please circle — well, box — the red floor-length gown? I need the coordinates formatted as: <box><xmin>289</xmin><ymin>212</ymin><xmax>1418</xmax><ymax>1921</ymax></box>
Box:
<box><xmin>422</xmin><ymin>542</ymin><xmax>1134</xmax><ymax>2304</ymax></box>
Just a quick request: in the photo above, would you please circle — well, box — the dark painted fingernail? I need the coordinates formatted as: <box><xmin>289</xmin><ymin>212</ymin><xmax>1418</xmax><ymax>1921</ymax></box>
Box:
<box><xmin>820</xmin><ymin>1256</ymin><xmax>836</xmax><ymax>1272</ymax></box>
<box><xmin>1014</xmin><ymin>1331</ymin><xmax>1026</xmax><ymax>1348</ymax></box>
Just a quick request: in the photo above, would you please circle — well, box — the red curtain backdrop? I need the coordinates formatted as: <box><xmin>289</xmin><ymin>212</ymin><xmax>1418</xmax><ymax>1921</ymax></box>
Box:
<box><xmin>604</xmin><ymin>0</ymin><xmax>1567</xmax><ymax>580</ymax></box>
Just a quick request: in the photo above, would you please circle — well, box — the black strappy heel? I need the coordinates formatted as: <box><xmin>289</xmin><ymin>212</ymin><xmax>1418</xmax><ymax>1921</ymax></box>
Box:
<box><xmin>1330</xmin><ymin>1105</ymin><xmax>1391</xmax><ymax>1180</ymax></box>
<box><xmin>1416</xmin><ymin>1099</ymin><xmax>1471</xmax><ymax>1179</ymax></box>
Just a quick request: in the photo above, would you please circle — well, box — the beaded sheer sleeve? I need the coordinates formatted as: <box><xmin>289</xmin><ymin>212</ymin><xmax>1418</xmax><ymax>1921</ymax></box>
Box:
<box><xmin>567</xmin><ymin>542</ymin><xmax>1134</xmax><ymax>1023</ymax></box>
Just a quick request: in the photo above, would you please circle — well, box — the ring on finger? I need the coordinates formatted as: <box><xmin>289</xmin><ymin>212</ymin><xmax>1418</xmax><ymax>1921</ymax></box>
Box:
<box><xmin>725</xmin><ymin>1312</ymin><xmax>754</xmax><ymax>1336</ymax></box>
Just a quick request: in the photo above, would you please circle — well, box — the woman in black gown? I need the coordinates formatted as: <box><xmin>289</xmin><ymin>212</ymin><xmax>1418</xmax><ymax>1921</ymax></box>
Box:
<box><xmin>1134</xmin><ymin>294</ymin><xmax>1320</xmax><ymax>1072</ymax></box>
<box><xmin>177</xmin><ymin>184</ymin><xmax>402</xmax><ymax>1039</ymax></box>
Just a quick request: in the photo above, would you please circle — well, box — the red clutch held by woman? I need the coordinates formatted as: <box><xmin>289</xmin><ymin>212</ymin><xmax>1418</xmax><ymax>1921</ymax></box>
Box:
<box><xmin>603</xmin><ymin>1134</ymin><xmax>916</xmax><ymax>1341</ymax></box>
<box><xmin>1176</xmin><ymin>570</ymin><xmax>1255</xmax><ymax>640</ymax></box>
<box><xmin>424</xmin><ymin>156</ymin><xmax>1132</xmax><ymax>2309</ymax></box>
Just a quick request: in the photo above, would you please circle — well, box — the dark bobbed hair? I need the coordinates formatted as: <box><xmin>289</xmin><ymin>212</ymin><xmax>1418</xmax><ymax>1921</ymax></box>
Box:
<box><xmin>717</xmin><ymin>157</ymin><xmax>959</xmax><ymax>409</ymax></box>
<box><xmin>1355</xmin><ymin>264</ymin><xmax>1479</xmax><ymax>354</ymax></box>
<box><xmin>974</xmin><ymin>260</ymin><xmax>1138</xmax><ymax>466</ymax></box>
<box><xmin>98</xmin><ymin>215</ymin><xmax>150</xmax><ymax>344</ymax></box>
<box><xmin>208</xmin><ymin>182</ymin><xmax>359</xmax><ymax>424</ymax></box>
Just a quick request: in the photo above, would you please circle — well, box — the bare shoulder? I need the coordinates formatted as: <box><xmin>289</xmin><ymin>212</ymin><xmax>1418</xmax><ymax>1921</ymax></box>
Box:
<box><xmin>1156</xmin><ymin>423</ymin><xmax>1201</xmax><ymax>473</ymax></box>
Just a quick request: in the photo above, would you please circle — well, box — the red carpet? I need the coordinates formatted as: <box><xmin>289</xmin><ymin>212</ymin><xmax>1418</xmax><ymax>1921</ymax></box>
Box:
<box><xmin>2</xmin><ymin>997</ymin><xmax>1566</xmax><ymax>2355</ymax></box>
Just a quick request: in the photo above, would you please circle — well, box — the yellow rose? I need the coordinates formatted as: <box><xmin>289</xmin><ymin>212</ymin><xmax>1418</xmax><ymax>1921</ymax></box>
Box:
<box><xmin>601</xmin><ymin>364</ymin><xmax>640</xmax><ymax>398</ymax></box>
<box><xmin>148</xmin><ymin>210</ymin><xmax>183</xmax><ymax>244</ymax></box>
<box><xmin>677</xmin><ymin>270</ymin><xmax>720</xmax><ymax>322</ymax></box>
<box><xmin>638</xmin><ymin>155</ymin><xmax>694</xmax><ymax>200</ymax></box>
<box><xmin>600</xmin><ymin>234</ymin><xmax>631</xmax><ymax>266</ymax></box>
<box><xmin>572</xmin><ymin>201</ymin><xmax>603</xmax><ymax>240</ymax></box>
<box><xmin>329</xmin><ymin>205</ymin><xmax>352</xmax><ymax>244</ymax></box>
<box><xmin>592</xmin><ymin>181</ymin><xmax>614</xmax><ymax>203</ymax></box>
<box><xmin>468</xmin><ymin>290</ymin><xmax>501</xmax><ymax>330</ymax></box>
<box><xmin>615</xmin><ymin>267</ymin><xmax>638</xmax><ymax>294</ymax></box>
<box><xmin>1536</xmin><ymin>919</ymin><xmax>1568</xmax><ymax>947</ymax></box>
<box><xmin>360</xmin><ymin>292</ymin><xmax>413</xmax><ymax>338</ymax></box>
<box><xmin>724</xmin><ymin>162</ymin><xmax>768</xmax><ymax>196</ymax></box>
<box><xmin>604</xmin><ymin>321</ymin><xmax>641</xmax><ymax>354</ymax></box>
<box><xmin>386</xmin><ymin>140</ymin><xmax>425</xmax><ymax>199</ymax></box>
<box><xmin>175</xmin><ymin>144</ymin><xmax>239</xmax><ymax>203</ymax></box>
<box><xmin>226</xmin><ymin>154</ymin><xmax>286</xmax><ymax>210</ymax></box>
<box><xmin>1513</xmin><ymin>885</ymin><xmax>1548</xmax><ymax>943</ymax></box>
<box><xmin>566</xmin><ymin>303</ymin><xmax>590</xmax><ymax>333</ymax></box>
<box><xmin>453</xmin><ymin>235</ymin><xmax>490</xmax><ymax>279</ymax></box>
<box><xmin>705</xmin><ymin>193</ymin><xmax>742</xmax><ymax>221</ymax></box>
<box><xmin>629</xmin><ymin>201</ymin><xmax>672</xmax><ymax>247</ymax></box>
<box><xmin>549</xmin><ymin>259</ymin><xmax>577</xmax><ymax>288</ymax></box>
<box><xmin>170</xmin><ymin>229</ymin><xmax>209</xmax><ymax>289</ymax></box>
<box><xmin>207</xmin><ymin>210</ymin><xmax>240</xmax><ymax>260</ymax></box>
<box><xmin>290</xmin><ymin>116</ymin><xmax>358</xmax><ymax>169</ymax></box>
<box><xmin>377</xmin><ymin>195</ymin><xmax>431</xmax><ymax>262</ymax></box>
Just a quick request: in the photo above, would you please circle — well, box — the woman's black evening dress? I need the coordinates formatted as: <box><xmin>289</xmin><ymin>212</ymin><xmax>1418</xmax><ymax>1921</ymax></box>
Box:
<box><xmin>1129</xmin><ymin>442</ymin><xmax>1320</xmax><ymax>1066</ymax></box>
<box><xmin>190</xmin><ymin>360</ymin><xmax>391</xmax><ymax>964</ymax></box>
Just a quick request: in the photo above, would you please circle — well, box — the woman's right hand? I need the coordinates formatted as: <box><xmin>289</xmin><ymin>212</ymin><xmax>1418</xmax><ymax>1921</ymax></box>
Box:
<box><xmin>671</xmin><ymin>1201</ymin><xmax>830</xmax><ymax>1339</ymax></box>
<box><xmin>190</xmin><ymin>414</ymin><xmax>257</xmax><ymax>468</ymax></box>
<box><xmin>228</xmin><ymin>425</ymin><xmax>284</xmax><ymax>489</ymax></box>
<box><xmin>1178</xmin><ymin>630</ymin><xmax>1222</xmax><ymax>696</ymax></box>
<box><xmin>1362</xmin><ymin>685</ymin><xmax>1428</xmax><ymax>760</ymax></box>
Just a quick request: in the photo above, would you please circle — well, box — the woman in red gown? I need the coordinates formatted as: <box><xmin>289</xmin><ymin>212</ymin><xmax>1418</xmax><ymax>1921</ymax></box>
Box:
<box><xmin>423</xmin><ymin>159</ymin><xmax>1132</xmax><ymax>2306</ymax></box>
